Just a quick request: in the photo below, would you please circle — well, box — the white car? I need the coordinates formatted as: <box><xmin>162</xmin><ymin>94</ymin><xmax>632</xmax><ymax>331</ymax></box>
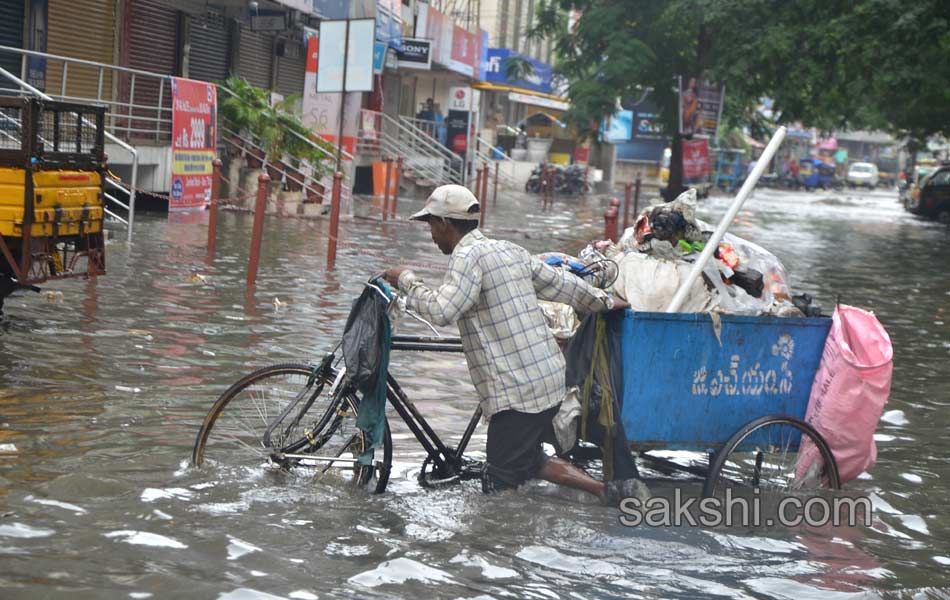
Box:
<box><xmin>847</xmin><ymin>162</ymin><xmax>879</xmax><ymax>188</ymax></box>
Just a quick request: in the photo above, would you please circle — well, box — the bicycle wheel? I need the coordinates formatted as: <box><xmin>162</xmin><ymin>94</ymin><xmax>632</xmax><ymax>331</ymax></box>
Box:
<box><xmin>703</xmin><ymin>415</ymin><xmax>839</xmax><ymax>499</ymax></box>
<box><xmin>192</xmin><ymin>362</ymin><xmax>392</xmax><ymax>493</ymax></box>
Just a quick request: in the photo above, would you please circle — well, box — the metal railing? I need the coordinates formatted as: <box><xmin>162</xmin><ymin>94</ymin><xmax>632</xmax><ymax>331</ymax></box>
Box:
<box><xmin>394</xmin><ymin>114</ymin><xmax>464</xmax><ymax>184</ymax></box>
<box><xmin>0</xmin><ymin>66</ymin><xmax>138</xmax><ymax>242</ymax></box>
<box><xmin>357</xmin><ymin>110</ymin><xmax>464</xmax><ymax>186</ymax></box>
<box><xmin>0</xmin><ymin>45</ymin><xmax>174</xmax><ymax>144</ymax></box>
<box><xmin>0</xmin><ymin>46</ymin><xmax>350</xmax><ymax>218</ymax></box>
<box><xmin>471</xmin><ymin>135</ymin><xmax>519</xmax><ymax>189</ymax></box>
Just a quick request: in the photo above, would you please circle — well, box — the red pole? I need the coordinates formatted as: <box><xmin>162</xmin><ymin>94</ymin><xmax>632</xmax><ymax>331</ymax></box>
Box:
<box><xmin>382</xmin><ymin>157</ymin><xmax>392</xmax><ymax>221</ymax></box>
<box><xmin>481</xmin><ymin>164</ymin><xmax>488</xmax><ymax>204</ymax></box>
<box><xmin>391</xmin><ymin>157</ymin><xmax>403</xmax><ymax>219</ymax></box>
<box><xmin>207</xmin><ymin>159</ymin><xmax>222</xmax><ymax>263</ymax></box>
<box><xmin>476</xmin><ymin>164</ymin><xmax>482</xmax><ymax>201</ymax></box>
<box><xmin>493</xmin><ymin>161</ymin><xmax>499</xmax><ymax>207</ymax></box>
<box><xmin>633</xmin><ymin>173</ymin><xmax>640</xmax><ymax>218</ymax></box>
<box><xmin>623</xmin><ymin>182</ymin><xmax>633</xmax><ymax>231</ymax></box>
<box><xmin>604</xmin><ymin>197</ymin><xmax>620</xmax><ymax>242</ymax></box>
<box><xmin>327</xmin><ymin>171</ymin><xmax>343</xmax><ymax>271</ymax></box>
<box><xmin>634</xmin><ymin>174</ymin><xmax>642</xmax><ymax>220</ymax></box>
<box><xmin>247</xmin><ymin>172</ymin><xmax>270</xmax><ymax>289</ymax></box>
<box><xmin>542</xmin><ymin>164</ymin><xmax>549</xmax><ymax>208</ymax></box>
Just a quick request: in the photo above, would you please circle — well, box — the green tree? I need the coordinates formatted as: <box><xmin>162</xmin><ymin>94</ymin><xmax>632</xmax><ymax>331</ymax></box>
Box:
<box><xmin>532</xmin><ymin>0</ymin><xmax>950</xmax><ymax>197</ymax></box>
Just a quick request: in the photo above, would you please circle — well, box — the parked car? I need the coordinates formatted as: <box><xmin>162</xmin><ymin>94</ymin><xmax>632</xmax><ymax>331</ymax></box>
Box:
<box><xmin>847</xmin><ymin>162</ymin><xmax>879</xmax><ymax>188</ymax></box>
<box><xmin>904</xmin><ymin>164</ymin><xmax>950</xmax><ymax>224</ymax></box>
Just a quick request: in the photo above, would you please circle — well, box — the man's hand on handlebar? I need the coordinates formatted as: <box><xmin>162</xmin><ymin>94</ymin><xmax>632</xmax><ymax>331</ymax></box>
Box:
<box><xmin>609</xmin><ymin>296</ymin><xmax>630</xmax><ymax>311</ymax></box>
<box><xmin>383</xmin><ymin>266</ymin><xmax>409</xmax><ymax>288</ymax></box>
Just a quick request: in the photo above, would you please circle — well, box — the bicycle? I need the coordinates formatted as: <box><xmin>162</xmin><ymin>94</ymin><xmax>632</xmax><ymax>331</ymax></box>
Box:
<box><xmin>191</xmin><ymin>279</ymin><xmax>485</xmax><ymax>493</ymax></box>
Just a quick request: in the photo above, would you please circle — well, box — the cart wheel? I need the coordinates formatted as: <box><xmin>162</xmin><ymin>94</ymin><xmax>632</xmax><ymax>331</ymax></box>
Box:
<box><xmin>703</xmin><ymin>415</ymin><xmax>839</xmax><ymax>499</ymax></box>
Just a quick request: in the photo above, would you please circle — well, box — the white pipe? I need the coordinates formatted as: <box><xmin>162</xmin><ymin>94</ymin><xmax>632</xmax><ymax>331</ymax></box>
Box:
<box><xmin>127</xmin><ymin>153</ymin><xmax>138</xmax><ymax>243</ymax></box>
<box><xmin>664</xmin><ymin>126</ymin><xmax>787</xmax><ymax>313</ymax></box>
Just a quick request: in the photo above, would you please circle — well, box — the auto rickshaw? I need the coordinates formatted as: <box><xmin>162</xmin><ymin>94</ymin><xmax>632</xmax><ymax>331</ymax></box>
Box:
<box><xmin>799</xmin><ymin>158</ymin><xmax>819</xmax><ymax>190</ymax></box>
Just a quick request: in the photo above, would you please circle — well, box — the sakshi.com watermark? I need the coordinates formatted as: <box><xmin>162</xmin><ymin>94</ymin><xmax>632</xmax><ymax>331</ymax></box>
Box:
<box><xmin>618</xmin><ymin>488</ymin><xmax>873</xmax><ymax>528</ymax></box>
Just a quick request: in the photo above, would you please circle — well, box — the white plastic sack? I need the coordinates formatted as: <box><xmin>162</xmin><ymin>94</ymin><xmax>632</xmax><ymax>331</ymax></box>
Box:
<box><xmin>613</xmin><ymin>252</ymin><xmax>715</xmax><ymax>313</ymax></box>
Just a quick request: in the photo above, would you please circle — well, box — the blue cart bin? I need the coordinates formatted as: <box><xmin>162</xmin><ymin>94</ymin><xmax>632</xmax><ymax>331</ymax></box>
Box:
<box><xmin>618</xmin><ymin>311</ymin><xmax>832</xmax><ymax>452</ymax></box>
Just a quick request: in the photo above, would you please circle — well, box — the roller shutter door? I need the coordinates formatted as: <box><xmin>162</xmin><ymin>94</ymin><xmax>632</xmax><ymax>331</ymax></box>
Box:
<box><xmin>188</xmin><ymin>8</ymin><xmax>230</xmax><ymax>83</ymax></box>
<box><xmin>46</xmin><ymin>0</ymin><xmax>116</xmax><ymax>101</ymax></box>
<box><xmin>238</xmin><ymin>25</ymin><xmax>272</xmax><ymax>90</ymax></box>
<box><xmin>0</xmin><ymin>0</ymin><xmax>24</xmax><ymax>81</ymax></box>
<box><xmin>274</xmin><ymin>37</ymin><xmax>304</xmax><ymax>98</ymax></box>
<box><xmin>126</xmin><ymin>0</ymin><xmax>179</xmax><ymax>140</ymax></box>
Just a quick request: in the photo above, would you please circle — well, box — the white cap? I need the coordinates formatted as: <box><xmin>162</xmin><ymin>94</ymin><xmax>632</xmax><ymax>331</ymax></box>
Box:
<box><xmin>409</xmin><ymin>184</ymin><xmax>480</xmax><ymax>221</ymax></box>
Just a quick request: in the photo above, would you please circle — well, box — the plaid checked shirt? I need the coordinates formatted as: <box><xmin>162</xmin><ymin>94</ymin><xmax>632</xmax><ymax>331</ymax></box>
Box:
<box><xmin>398</xmin><ymin>229</ymin><xmax>611</xmax><ymax>417</ymax></box>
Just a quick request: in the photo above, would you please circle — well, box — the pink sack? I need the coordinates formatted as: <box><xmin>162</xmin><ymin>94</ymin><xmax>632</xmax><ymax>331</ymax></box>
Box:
<box><xmin>797</xmin><ymin>305</ymin><xmax>893</xmax><ymax>484</ymax></box>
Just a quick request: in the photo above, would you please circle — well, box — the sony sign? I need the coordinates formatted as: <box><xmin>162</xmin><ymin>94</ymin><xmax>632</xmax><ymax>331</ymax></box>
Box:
<box><xmin>396</xmin><ymin>38</ymin><xmax>432</xmax><ymax>70</ymax></box>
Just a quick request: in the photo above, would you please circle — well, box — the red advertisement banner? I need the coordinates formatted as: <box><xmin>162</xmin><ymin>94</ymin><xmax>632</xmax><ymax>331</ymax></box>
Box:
<box><xmin>449</xmin><ymin>25</ymin><xmax>478</xmax><ymax>76</ymax></box>
<box><xmin>682</xmin><ymin>138</ymin><xmax>711</xmax><ymax>181</ymax></box>
<box><xmin>170</xmin><ymin>77</ymin><xmax>217</xmax><ymax>211</ymax></box>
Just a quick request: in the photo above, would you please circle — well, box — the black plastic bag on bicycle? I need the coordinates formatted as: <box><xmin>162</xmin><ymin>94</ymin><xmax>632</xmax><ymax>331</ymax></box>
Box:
<box><xmin>342</xmin><ymin>280</ymin><xmax>393</xmax><ymax>465</ymax></box>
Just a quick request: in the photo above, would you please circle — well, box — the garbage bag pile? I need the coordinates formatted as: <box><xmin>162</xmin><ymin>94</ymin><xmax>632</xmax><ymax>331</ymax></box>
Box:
<box><xmin>613</xmin><ymin>188</ymin><xmax>803</xmax><ymax>316</ymax></box>
<box><xmin>533</xmin><ymin>188</ymin><xmax>818</xmax><ymax>337</ymax></box>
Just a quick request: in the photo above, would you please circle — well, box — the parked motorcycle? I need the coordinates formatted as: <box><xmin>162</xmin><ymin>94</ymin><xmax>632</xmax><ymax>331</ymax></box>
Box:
<box><xmin>525</xmin><ymin>163</ymin><xmax>592</xmax><ymax>195</ymax></box>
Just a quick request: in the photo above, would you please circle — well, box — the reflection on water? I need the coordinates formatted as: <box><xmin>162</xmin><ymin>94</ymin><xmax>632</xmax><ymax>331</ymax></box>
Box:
<box><xmin>0</xmin><ymin>188</ymin><xmax>948</xmax><ymax>598</ymax></box>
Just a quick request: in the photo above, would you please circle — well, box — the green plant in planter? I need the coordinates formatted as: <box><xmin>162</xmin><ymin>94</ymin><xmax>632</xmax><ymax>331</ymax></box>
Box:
<box><xmin>218</xmin><ymin>76</ymin><xmax>272</xmax><ymax>165</ymax></box>
<box><xmin>218</xmin><ymin>76</ymin><xmax>270</xmax><ymax>136</ymax></box>
<box><xmin>218</xmin><ymin>78</ymin><xmax>334</xmax><ymax>186</ymax></box>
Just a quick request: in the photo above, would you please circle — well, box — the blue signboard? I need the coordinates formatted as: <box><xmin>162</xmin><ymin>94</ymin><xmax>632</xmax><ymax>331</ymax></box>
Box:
<box><xmin>374</xmin><ymin>4</ymin><xmax>402</xmax><ymax>50</ymax></box>
<box><xmin>478</xmin><ymin>31</ymin><xmax>489</xmax><ymax>81</ymax></box>
<box><xmin>483</xmin><ymin>48</ymin><xmax>553</xmax><ymax>94</ymax></box>
<box><xmin>373</xmin><ymin>41</ymin><xmax>386</xmax><ymax>74</ymax></box>
<box><xmin>601</xmin><ymin>110</ymin><xmax>633</xmax><ymax>143</ymax></box>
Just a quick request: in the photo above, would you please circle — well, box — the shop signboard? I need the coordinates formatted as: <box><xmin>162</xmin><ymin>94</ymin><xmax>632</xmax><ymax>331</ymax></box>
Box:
<box><xmin>251</xmin><ymin>11</ymin><xmax>287</xmax><ymax>32</ymax></box>
<box><xmin>603</xmin><ymin>110</ymin><xmax>633</xmax><ymax>143</ymax></box>
<box><xmin>448</xmin><ymin>24</ymin><xmax>479</xmax><ymax>77</ymax></box>
<box><xmin>448</xmin><ymin>86</ymin><xmax>472</xmax><ymax>111</ymax></box>
<box><xmin>679</xmin><ymin>77</ymin><xmax>725</xmax><ymax>138</ymax></box>
<box><xmin>446</xmin><ymin>110</ymin><xmax>469</xmax><ymax>157</ymax></box>
<box><xmin>317</xmin><ymin>19</ymin><xmax>375</xmax><ymax>94</ymax></box>
<box><xmin>374</xmin><ymin>5</ymin><xmax>402</xmax><ymax>50</ymax></box>
<box><xmin>373</xmin><ymin>41</ymin><xmax>386</xmax><ymax>74</ymax></box>
<box><xmin>396</xmin><ymin>38</ymin><xmax>431</xmax><ymax>70</ymax></box>
<box><xmin>682</xmin><ymin>138</ymin><xmax>711</xmax><ymax>182</ymax></box>
<box><xmin>484</xmin><ymin>48</ymin><xmax>553</xmax><ymax>95</ymax></box>
<box><xmin>169</xmin><ymin>77</ymin><xmax>217</xmax><ymax>211</ymax></box>
<box><xmin>303</xmin><ymin>26</ymin><xmax>360</xmax><ymax>157</ymax></box>
<box><xmin>509</xmin><ymin>91</ymin><xmax>568</xmax><ymax>111</ymax></box>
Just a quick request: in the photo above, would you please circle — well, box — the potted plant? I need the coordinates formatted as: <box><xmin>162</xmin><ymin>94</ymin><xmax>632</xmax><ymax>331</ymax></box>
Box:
<box><xmin>276</xmin><ymin>107</ymin><xmax>334</xmax><ymax>196</ymax></box>
<box><xmin>218</xmin><ymin>76</ymin><xmax>272</xmax><ymax>168</ymax></box>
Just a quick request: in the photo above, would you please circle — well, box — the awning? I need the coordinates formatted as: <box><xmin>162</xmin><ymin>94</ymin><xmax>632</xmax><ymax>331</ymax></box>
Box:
<box><xmin>473</xmin><ymin>82</ymin><xmax>570</xmax><ymax>111</ymax></box>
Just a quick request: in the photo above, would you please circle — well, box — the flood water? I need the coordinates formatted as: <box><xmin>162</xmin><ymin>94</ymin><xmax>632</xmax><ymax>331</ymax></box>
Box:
<box><xmin>1</xmin><ymin>186</ymin><xmax>948</xmax><ymax>599</ymax></box>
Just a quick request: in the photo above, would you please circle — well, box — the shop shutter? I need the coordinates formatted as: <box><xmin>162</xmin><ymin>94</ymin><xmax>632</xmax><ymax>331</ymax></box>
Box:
<box><xmin>274</xmin><ymin>37</ymin><xmax>304</xmax><ymax>99</ymax></box>
<box><xmin>0</xmin><ymin>0</ymin><xmax>24</xmax><ymax>80</ymax></box>
<box><xmin>46</xmin><ymin>0</ymin><xmax>116</xmax><ymax>102</ymax></box>
<box><xmin>188</xmin><ymin>8</ymin><xmax>230</xmax><ymax>84</ymax></box>
<box><xmin>126</xmin><ymin>0</ymin><xmax>179</xmax><ymax>140</ymax></box>
<box><xmin>238</xmin><ymin>26</ymin><xmax>273</xmax><ymax>90</ymax></box>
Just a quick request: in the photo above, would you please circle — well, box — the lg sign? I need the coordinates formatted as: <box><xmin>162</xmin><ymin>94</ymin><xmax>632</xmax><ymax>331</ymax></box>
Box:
<box><xmin>449</xmin><ymin>86</ymin><xmax>471</xmax><ymax>110</ymax></box>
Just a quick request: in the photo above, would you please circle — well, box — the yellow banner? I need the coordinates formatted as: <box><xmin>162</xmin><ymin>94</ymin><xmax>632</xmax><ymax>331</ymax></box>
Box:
<box><xmin>172</xmin><ymin>150</ymin><xmax>215</xmax><ymax>176</ymax></box>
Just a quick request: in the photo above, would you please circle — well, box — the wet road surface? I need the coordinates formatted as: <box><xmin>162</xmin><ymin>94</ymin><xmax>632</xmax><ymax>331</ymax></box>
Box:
<box><xmin>0</xmin><ymin>186</ymin><xmax>948</xmax><ymax>598</ymax></box>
